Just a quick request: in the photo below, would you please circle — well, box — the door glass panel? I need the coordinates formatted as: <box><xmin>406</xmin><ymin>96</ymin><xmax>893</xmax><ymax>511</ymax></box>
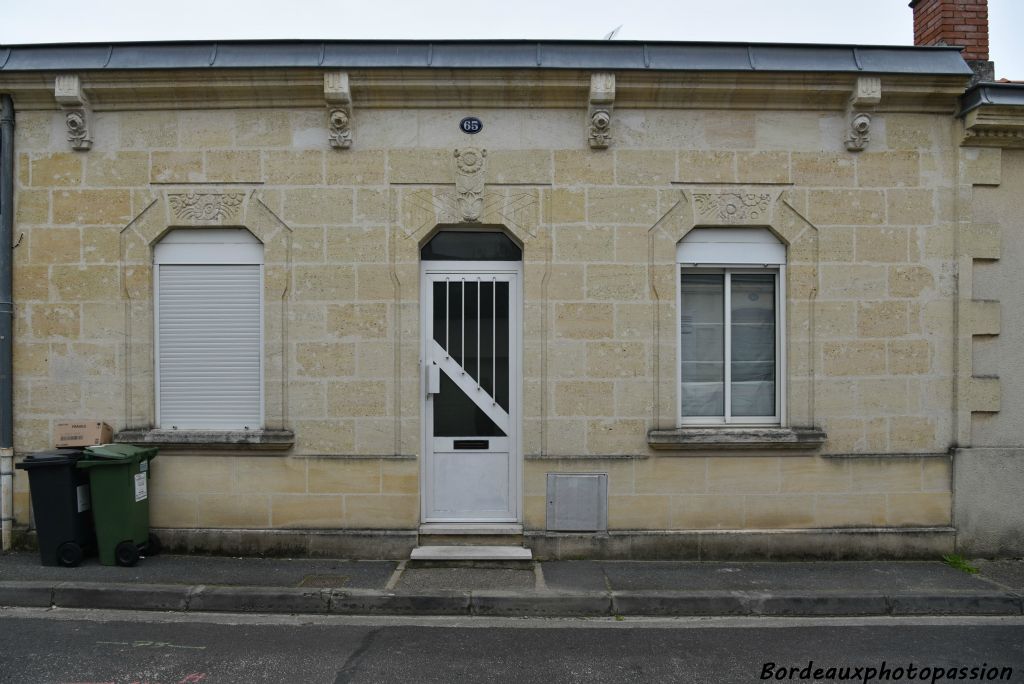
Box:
<box><xmin>430</xmin><ymin>276</ymin><xmax>511</xmax><ymax>430</ymax></box>
<box><xmin>433</xmin><ymin>373</ymin><xmax>506</xmax><ymax>437</ymax></box>
<box><xmin>681</xmin><ymin>273</ymin><xmax>724</xmax><ymax>417</ymax></box>
<box><xmin>432</xmin><ymin>281</ymin><xmax>447</xmax><ymax>348</ymax></box>
<box><xmin>730</xmin><ymin>273</ymin><xmax>776</xmax><ymax>417</ymax></box>
<box><xmin>494</xmin><ymin>281</ymin><xmax>509</xmax><ymax>411</ymax></box>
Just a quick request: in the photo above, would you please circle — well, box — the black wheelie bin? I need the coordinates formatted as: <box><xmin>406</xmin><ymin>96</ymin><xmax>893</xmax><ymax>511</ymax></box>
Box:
<box><xmin>15</xmin><ymin>449</ymin><xmax>96</xmax><ymax>566</ymax></box>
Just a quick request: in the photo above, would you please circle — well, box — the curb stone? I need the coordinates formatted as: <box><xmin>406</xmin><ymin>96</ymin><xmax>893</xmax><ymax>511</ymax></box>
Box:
<box><xmin>328</xmin><ymin>589</ymin><xmax>472</xmax><ymax>615</ymax></box>
<box><xmin>188</xmin><ymin>585</ymin><xmax>329</xmax><ymax>614</ymax></box>
<box><xmin>2</xmin><ymin>581</ymin><xmax>1023</xmax><ymax>618</ymax></box>
<box><xmin>611</xmin><ymin>591</ymin><xmax>749</xmax><ymax>616</ymax></box>
<box><xmin>887</xmin><ymin>592</ymin><xmax>1024</xmax><ymax>616</ymax></box>
<box><xmin>470</xmin><ymin>591</ymin><xmax>611</xmax><ymax>617</ymax></box>
<box><xmin>53</xmin><ymin>583</ymin><xmax>190</xmax><ymax>611</ymax></box>
<box><xmin>0</xmin><ymin>581</ymin><xmax>53</xmax><ymax>608</ymax></box>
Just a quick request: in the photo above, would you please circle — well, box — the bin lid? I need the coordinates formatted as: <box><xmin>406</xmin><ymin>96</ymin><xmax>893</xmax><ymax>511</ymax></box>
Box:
<box><xmin>83</xmin><ymin>443</ymin><xmax>158</xmax><ymax>461</ymax></box>
<box><xmin>15</xmin><ymin>449</ymin><xmax>87</xmax><ymax>469</ymax></box>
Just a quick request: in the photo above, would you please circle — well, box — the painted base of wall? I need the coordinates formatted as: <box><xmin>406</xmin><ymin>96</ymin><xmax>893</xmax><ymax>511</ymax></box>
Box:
<box><xmin>954</xmin><ymin>447</ymin><xmax>1024</xmax><ymax>557</ymax></box>
<box><xmin>140</xmin><ymin>527</ymin><xmax>954</xmax><ymax>560</ymax></box>
<box><xmin>527</xmin><ymin>528</ymin><xmax>955</xmax><ymax>560</ymax></box>
<box><xmin>155</xmin><ymin>528</ymin><xmax>419</xmax><ymax>560</ymax></box>
<box><xmin>11</xmin><ymin>526</ymin><xmax>955</xmax><ymax>560</ymax></box>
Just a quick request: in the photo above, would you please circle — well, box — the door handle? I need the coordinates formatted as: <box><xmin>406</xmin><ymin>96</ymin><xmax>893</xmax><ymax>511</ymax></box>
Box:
<box><xmin>427</xmin><ymin>361</ymin><xmax>441</xmax><ymax>395</ymax></box>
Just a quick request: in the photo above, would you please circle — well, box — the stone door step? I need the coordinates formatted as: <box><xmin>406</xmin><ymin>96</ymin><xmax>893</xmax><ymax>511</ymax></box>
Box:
<box><xmin>410</xmin><ymin>545</ymin><xmax>533</xmax><ymax>561</ymax></box>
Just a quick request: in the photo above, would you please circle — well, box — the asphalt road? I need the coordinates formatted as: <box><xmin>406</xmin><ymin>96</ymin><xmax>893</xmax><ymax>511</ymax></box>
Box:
<box><xmin>1</xmin><ymin>608</ymin><xmax>1022</xmax><ymax>684</ymax></box>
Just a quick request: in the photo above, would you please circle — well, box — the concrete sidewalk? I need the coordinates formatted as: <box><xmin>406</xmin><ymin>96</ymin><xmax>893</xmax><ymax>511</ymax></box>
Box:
<box><xmin>1</xmin><ymin>552</ymin><xmax>1022</xmax><ymax>618</ymax></box>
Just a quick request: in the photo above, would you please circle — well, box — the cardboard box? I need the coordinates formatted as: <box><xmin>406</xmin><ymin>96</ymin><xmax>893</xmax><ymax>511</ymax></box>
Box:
<box><xmin>55</xmin><ymin>421</ymin><xmax>113</xmax><ymax>448</ymax></box>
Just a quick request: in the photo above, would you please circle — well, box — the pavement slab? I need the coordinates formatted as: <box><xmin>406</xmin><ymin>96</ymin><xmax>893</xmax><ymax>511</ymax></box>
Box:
<box><xmin>974</xmin><ymin>559</ymin><xmax>1024</xmax><ymax>593</ymax></box>
<box><xmin>395</xmin><ymin>567</ymin><xmax>536</xmax><ymax>592</ymax></box>
<box><xmin>0</xmin><ymin>551</ymin><xmax>396</xmax><ymax>589</ymax></box>
<box><xmin>2</xmin><ymin>551</ymin><xmax>1021</xmax><ymax>618</ymax></box>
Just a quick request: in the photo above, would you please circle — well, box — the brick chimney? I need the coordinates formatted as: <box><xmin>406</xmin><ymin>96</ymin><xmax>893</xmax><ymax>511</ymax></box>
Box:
<box><xmin>910</xmin><ymin>0</ymin><xmax>994</xmax><ymax>82</ymax></box>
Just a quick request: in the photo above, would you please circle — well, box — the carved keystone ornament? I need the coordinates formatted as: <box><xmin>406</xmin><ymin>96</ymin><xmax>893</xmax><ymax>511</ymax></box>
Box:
<box><xmin>454</xmin><ymin>148</ymin><xmax>487</xmax><ymax>222</ymax></box>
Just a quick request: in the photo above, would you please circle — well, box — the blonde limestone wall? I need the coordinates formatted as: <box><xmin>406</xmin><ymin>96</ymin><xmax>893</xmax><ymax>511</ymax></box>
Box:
<box><xmin>11</xmin><ymin>104</ymin><xmax>957</xmax><ymax>533</ymax></box>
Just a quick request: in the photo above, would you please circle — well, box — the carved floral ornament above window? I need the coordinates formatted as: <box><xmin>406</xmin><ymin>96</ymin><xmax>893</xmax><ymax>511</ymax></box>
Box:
<box><xmin>168</xmin><ymin>192</ymin><xmax>245</xmax><ymax>222</ymax></box>
<box><xmin>693</xmin><ymin>193</ymin><xmax>772</xmax><ymax>222</ymax></box>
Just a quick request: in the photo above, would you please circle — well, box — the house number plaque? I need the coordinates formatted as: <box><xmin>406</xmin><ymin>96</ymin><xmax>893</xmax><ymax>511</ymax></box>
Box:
<box><xmin>459</xmin><ymin>116</ymin><xmax>483</xmax><ymax>134</ymax></box>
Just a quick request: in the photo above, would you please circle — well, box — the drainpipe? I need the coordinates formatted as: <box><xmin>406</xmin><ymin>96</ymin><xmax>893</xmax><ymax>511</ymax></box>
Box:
<box><xmin>1</xmin><ymin>94</ymin><xmax>14</xmax><ymax>551</ymax></box>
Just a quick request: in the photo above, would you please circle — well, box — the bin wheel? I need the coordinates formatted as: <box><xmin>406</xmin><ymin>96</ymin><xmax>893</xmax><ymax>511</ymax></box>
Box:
<box><xmin>146</xmin><ymin>533</ymin><xmax>162</xmax><ymax>556</ymax></box>
<box><xmin>115</xmin><ymin>541</ymin><xmax>140</xmax><ymax>567</ymax></box>
<box><xmin>57</xmin><ymin>542</ymin><xmax>84</xmax><ymax>567</ymax></box>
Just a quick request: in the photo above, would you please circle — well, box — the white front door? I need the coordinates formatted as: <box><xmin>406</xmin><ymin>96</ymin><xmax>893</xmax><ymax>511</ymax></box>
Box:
<box><xmin>421</xmin><ymin>261</ymin><xmax>521</xmax><ymax>523</ymax></box>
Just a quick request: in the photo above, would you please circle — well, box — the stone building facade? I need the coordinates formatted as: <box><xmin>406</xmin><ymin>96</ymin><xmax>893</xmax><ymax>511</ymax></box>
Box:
<box><xmin>1</xmin><ymin>5</ymin><xmax>1022</xmax><ymax>559</ymax></box>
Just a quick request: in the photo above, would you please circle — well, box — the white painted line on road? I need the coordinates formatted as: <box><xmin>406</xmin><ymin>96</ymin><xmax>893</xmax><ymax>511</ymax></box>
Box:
<box><xmin>3</xmin><ymin>607</ymin><xmax>1024</xmax><ymax>630</ymax></box>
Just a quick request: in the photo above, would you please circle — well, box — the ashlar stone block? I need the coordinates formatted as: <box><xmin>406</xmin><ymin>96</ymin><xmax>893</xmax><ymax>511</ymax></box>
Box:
<box><xmin>196</xmin><ymin>494</ymin><xmax>270</xmax><ymax>528</ymax></box>
<box><xmin>707</xmin><ymin>457</ymin><xmax>781</xmax><ymax>494</ymax></box>
<box><xmin>554</xmin><ymin>380</ymin><xmax>614</xmax><ymax>417</ymax></box>
<box><xmin>52</xmin><ymin>190</ymin><xmax>132</xmax><ymax>225</ymax></box>
<box><xmin>823</xmin><ymin>341</ymin><xmax>887</xmax><ymax>376</ymax></box>
<box><xmin>554</xmin><ymin>303</ymin><xmax>613</xmax><ymax>340</ymax></box>
<box><xmin>886</xmin><ymin>492</ymin><xmax>951</xmax><ymax>526</ymax></box>
<box><xmin>296</xmin><ymin>342</ymin><xmax>355</xmax><ymax>378</ymax></box>
<box><xmin>744</xmin><ymin>495</ymin><xmax>816</xmax><ymax>528</ymax></box>
<box><xmin>554</xmin><ymin>150</ymin><xmax>614</xmax><ymax>185</ymax></box>
<box><xmin>327</xmin><ymin>381</ymin><xmax>387</xmax><ymax>417</ymax></box>
<box><xmin>272</xmin><ymin>495</ymin><xmax>345</xmax><ymax>528</ymax></box>
<box><xmin>30</xmin><ymin>153</ymin><xmax>82</xmax><ymax>187</ymax></box>
<box><xmin>670</xmin><ymin>494</ymin><xmax>745</xmax><ymax>529</ymax></box>
<box><xmin>343</xmin><ymin>494</ymin><xmax>418</xmax><ymax>528</ymax></box>
<box><xmin>585</xmin><ymin>341</ymin><xmax>646</xmax><ymax>378</ymax></box>
<box><xmin>308</xmin><ymin>459</ymin><xmax>381</xmax><ymax>494</ymax></box>
<box><xmin>616</xmin><ymin>150</ymin><xmax>675</xmax><ymax>185</ymax></box>
<box><xmin>856</xmin><ymin>301</ymin><xmax>908</xmax><ymax>338</ymax></box>
<box><xmin>813</xmin><ymin>493</ymin><xmax>887</xmax><ymax>527</ymax></box>
<box><xmin>635</xmin><ymin>457</ymin><xmax>706</xmax><ymax>495</ymax></box>
<box><xmin>586</xmin><ymin>265</ymin><xmax>646</xmax><ymax>301</ymax></box>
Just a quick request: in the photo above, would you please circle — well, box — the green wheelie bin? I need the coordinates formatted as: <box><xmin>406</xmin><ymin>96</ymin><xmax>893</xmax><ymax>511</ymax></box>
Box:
<box><xmin>77</xmin><ymin>444</ymin><xmax>160</xmax><ymax>566</ymax></box>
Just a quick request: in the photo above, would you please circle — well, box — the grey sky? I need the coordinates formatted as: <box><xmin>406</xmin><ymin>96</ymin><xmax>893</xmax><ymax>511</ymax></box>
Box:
<box><xmin>2</xmin><ymin>0</ymin><xmax>1022</xmax><ymax>79</ymax></box>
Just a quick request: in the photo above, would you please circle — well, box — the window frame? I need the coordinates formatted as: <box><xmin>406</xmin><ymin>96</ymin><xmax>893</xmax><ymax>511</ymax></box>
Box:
<box><xmin>153</xmin><ymin>229</ymin><xmax>265</xmax><ymax>431</ymax></box>
<box><xmin>676</xmin><ymin>263</ymin><xmax>786</xmax><ymax>427</ymax></box>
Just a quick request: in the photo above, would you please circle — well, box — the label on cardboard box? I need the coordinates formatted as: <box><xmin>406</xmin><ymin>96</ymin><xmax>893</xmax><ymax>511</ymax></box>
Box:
<box><xmin>55</xmin><ymin>421</ymin><xmax>113</xmax><ymax>448</ymax></box>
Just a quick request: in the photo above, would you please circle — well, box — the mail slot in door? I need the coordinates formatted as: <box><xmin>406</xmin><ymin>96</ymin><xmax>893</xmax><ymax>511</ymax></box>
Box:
<box><xmin>453</xmin><ymin>439</ymin><xmax>489</xmax><ymax>450</ymax></box>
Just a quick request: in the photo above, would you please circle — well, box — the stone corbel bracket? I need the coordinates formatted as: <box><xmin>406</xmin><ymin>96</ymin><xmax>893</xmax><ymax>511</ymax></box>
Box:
<box><xmin>54</xmin><ymin>74</ymin><xmax>93</xmax><ymax>151</ymax></box>
<box><xmin>324</xmin><ymin>71</ymin><xmax>353</xmax><ymax>150</ymax></box>
<box><xmin>588</xmin><ymin>73</ymin><xmax>615</xmax><ymax>149</ymax></box>
<box><xmin>844</xmin><ymin>76</ymin><xmax>881</xmax><ymax>153</ymax></box>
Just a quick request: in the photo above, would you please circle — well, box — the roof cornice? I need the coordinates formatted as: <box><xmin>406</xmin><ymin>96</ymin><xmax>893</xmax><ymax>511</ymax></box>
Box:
<box><xmin>0</xmin><ymin>69</ymin><xmax>970</xmax><ymax>113</ymax></box>
<box><xmin>0</xmin><ymin>40</ymin><xmax>973</xmax><ymax>76</ymax></box>
<box><xmin>960</xmin><ymin>82</ymin><xmax>1024</xmax><ymax>148</ymax></box>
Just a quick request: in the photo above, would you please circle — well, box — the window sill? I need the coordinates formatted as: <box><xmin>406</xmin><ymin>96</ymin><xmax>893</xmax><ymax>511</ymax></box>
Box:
<box><xmin>647</xmin><ymin>426</ymin><xmax>827</xmax><ymax>451</ymax></box>
<box><xmin>114</xmin><ymin>429</ymin><xmax>295</xmax><ymax>451</ymax></box>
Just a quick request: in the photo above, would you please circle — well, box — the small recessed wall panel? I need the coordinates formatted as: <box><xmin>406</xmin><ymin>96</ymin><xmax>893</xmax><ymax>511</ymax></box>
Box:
<box><xmin>546</xmin><ymin>473</ymin><xmax>608</xmax><ymax>532</ymax></box>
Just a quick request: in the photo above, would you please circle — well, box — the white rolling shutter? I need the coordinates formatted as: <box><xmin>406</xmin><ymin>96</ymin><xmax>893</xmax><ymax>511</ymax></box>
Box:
<box><xmin>155</xmin><ymin>229</ymin><xmax>263</xmax><ymax>430</ymax></box>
